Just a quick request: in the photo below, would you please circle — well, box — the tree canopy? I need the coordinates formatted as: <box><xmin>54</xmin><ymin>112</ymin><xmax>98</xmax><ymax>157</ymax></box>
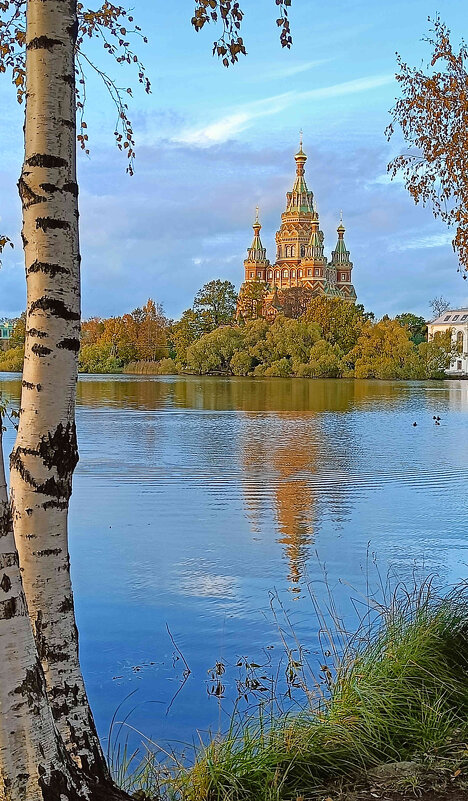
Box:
<box><xmin>388</xmin><ymin>17</ymin><xmax>468</xmax><ymax>274</ymax></box>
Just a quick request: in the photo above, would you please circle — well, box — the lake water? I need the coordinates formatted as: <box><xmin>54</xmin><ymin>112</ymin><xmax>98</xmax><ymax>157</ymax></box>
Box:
<box><xmin>1</xmin><ymin>374</ymin><xmax>468</xmax><ymax>758</ymax></box>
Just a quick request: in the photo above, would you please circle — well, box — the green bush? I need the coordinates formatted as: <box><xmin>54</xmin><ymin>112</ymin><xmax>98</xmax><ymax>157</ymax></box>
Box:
<box><xmin>79</xmin><ymin>344</ymin><xmax>124</xmax><ymax>373</ymax></box>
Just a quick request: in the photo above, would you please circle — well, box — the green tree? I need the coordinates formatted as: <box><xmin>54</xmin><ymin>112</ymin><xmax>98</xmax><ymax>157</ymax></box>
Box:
<box><xmin>187</xmin><ymin>326</ymin><xmax>244</xmax><ymax>373</ymax></box>
<box><xmin>303</xmin><ymin>297</ymin><xmax>366</xmax><ymax>352</ymax></box>
<box><xmin>193</xmin><ymin>279</ymin><xmax>238</xmax><ymax>331</ymax></box>
<box><xmin>395</xmin><ymin>313</ymin><xmax>427</xmax><ymax>345</ymax></box>
<box><xmin>344</xmin><ymin>318</ymin><xmax>418</xmax><ymax>379</ymax></box>
<box><xmin>171</xmin><ymin>308</ymin><xmax>206</xmax><ymax>364</ymax></box>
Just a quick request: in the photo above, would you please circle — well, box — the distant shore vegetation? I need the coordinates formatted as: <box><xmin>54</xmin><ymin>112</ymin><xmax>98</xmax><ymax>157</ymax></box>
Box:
<box><xmin>0</xmin><ymin>280</ymin><xmax>454</xmax><ymax>379</ymax></box>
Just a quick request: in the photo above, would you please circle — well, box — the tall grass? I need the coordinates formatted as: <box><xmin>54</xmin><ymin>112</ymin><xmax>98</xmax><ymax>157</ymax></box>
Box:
<box><xmin>124</xmin><ymin>358</ymin><xmax>178</xmax><ymax>375</ymax></box>
<box><xmin>113</xmin><ymin>580</ymin><xmax>468</xmax><ymax>800</ymax></box>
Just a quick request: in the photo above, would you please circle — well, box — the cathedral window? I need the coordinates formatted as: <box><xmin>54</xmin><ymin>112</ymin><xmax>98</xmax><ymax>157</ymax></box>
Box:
<box><xmin>283</xmin><ymin>269</ymin><xmax>288</xmax><ymax>277</ymax></box>
<box><xmin>250</xmin><ymin>272</ymin><xmax>254</xmax><ymax>278</ymax></box>
<box><xmin>275</xmin><ymin>270</ymin><xmax>280</xmax><ymax>279</ymax></box>
<box><xmin>341</xmin><ymin>273</ymin><xmax>346</xmax><ymax>281</ymax></box>
<box><xmin>307</xmin><ymin>269</ymin><xmax>312</xmax><ymax>276</ymax></box>
<box><xmin>300</xmin><ymin>246</ymin><xmax>305</xmax><ymax>257</ymax></box>
<box><xmin>268</xmin><ymin>270</ymin><xmax>273</xmax><ymax>279</ymax></box>
<box><xmin>291</xmin><ymin>246</ymin><xmax>295</xmax><ymax>257</ymax></box>
<box><xmin>298</xmin><ymin>269</ymin><xmax>302</xmax><ymax>277</ymax></box>
<box><xmin>291</xmin><ymin>270</ymin><xmax>296</xmax><ymax>277</ymax></box>
<box><xmin>257</xmin><ymin>271</ymin><xmax>262</xmax><ymax>278</ymax></box>
<box><xmin>314</xmin><ymin>268</ymin><xmax>320</xmax><ymax>276</ymax></box>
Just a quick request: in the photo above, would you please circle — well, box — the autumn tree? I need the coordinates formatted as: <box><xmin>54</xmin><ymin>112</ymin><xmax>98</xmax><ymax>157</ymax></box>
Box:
<box><xmin>193</xmin><ymin>279</ymin><xmax>238</xmax><ymax>331</ymax></box>
<box><xmin>387</xmin><ymin>17</ymin><xmax>468</xmax><ymax>272</ymax></box>
<box><xmin>134</xmin><ymin>298</ymin><xmax>169</xmax><ymax>360</ymax></box>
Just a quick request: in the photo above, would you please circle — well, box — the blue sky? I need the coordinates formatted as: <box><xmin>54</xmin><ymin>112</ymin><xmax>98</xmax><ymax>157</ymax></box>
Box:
<box><xmin>0</xmin><ymin>0</ymin><xmax>467</xmax><ymax>321</ymax></box>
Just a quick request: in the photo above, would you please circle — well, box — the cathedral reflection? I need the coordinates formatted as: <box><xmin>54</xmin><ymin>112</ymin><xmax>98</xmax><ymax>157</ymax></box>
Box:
<box><xmin>241</xmin><ymin>412</ymin><xmax>353</xmax><ymax>592</ymax></box>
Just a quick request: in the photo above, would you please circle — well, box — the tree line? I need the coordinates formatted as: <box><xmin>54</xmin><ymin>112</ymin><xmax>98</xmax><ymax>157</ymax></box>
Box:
<box><xmin>0</xmin><ymin>282</ymin><xmax>451</xmax><ymax>380</ymax></box>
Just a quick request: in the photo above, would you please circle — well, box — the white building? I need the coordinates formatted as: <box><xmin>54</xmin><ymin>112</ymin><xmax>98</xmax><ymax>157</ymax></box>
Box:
<box><xmin>428</xmin><ymin>308</ymin><xmax>468</xmax><ymax>376</ymax></box>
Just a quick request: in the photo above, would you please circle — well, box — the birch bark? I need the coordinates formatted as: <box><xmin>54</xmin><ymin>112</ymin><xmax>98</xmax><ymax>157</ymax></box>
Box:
<box><xmin>0</xmin><ymin>416</ymin><xmax>87</xmax><ymax>801</ymax></box>
<box><xmin>9</xmin><ymin>0</ymin><xmax>108</xmax><ymax>781</ymax></box>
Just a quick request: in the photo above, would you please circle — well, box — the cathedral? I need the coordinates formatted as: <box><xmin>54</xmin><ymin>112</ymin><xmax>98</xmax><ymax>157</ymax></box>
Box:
<box><xmin>238</xmin><ymin>139</ymin><xmax>356</xmax><ymax>319</ymax></box>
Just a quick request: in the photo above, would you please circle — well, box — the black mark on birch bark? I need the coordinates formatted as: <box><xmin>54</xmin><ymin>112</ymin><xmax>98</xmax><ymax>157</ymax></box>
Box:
<box><xmin>27</xmin><ymin>260</ymin><xmax>69</xmax><ymax>277</ymax></box>
<box><xmin>27</xmin><ymin>36</ymin><xmax>62</xmax><ymax>50</ymax></box>
<box><xmin>38</xmin><ymin>422</ymin><xmax>79</xmax><ymax>477</ymax></box>
<box><xmin>0</xmin><ymin>596</ymin><xmax>18</xmax><ymax>619</ymax></box>
<box><xmin>32</xmin><ymin>344</ymin><xmax>52</xmax><ymax>357</ymax></box>
<box><xmin>29</xmin><ymin>297</ymin><xmax>79</xmax><ymax>321</ymax></box>
<box><xmin>18</xmin><ymin>175</ymin><xmax>46</xmax><ymax>208</ymax></box>
<box><xmin>36</xmin><ymin>217</ymin><xmax>70</xmax><ymax>232</ymax></box>
<box><xmin>14</xmin><ymin>659</ymin><xmax>44</xmax><ymax>703</ymax></box>
<box><xmin>57</xmin><ymin>338</ymin><xmax>80</xmax><ymax>353</ymax></box>
<box><xmin>27</xmin><ymin>328</ymin><xmax>48</xmax><ymax>338</ymax></box>
<box><xmin>0</xmin><ymin>573</ymin><xmax>11</xmax><ymax>592</ymax></box>
<box><xmin>26</xmin><ymin>154</ymin><xmax>67</xmax><ymax>168</ymax></box>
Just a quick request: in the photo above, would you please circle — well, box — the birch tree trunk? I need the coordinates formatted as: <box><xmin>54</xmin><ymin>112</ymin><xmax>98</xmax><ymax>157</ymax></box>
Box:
<box><xmin>9</xmin><ymin>0</ymin><xmax>108</xmax><ymax>781</ymax></box>
<box><xmin>0</xmin><ymin>416</ymin><xmax>88</xmax><ymax>801</ymax></box>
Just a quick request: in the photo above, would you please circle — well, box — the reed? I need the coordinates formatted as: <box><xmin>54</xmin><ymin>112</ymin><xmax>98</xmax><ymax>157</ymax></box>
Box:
<box><xmin>113</xmin><ymin>580</ymin><xmax>468</xmax><ymax>800</ymax></box>
<box><xmin>124</xmin><ymin>358</ymin><xmax>178</xmax><ymax>375</ymax></box>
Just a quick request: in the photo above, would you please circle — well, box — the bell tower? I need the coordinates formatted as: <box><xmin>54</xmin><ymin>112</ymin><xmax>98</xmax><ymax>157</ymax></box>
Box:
<box><xmin>244</xmin><ymin>206</ymin><xmax>269</xmax><ymax>283</ymax></box>
<box><xmin>330</xmin><ymin>215</ymin><xmax>356</xmax><ymax>300</ymax></box>
<box><xmin>274</xmin><ymin>134</ymin><xmax>314</xmax><ymax>288</ymax></box>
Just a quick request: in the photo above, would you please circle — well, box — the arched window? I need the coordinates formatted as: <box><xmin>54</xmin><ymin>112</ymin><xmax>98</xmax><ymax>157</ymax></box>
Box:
<box><xmin>300</xmin><ymin>245</ymin><xmax>305</xmax><ymax>257</ymax></box>
<box><xmin>298</xmin><ymin>269</ymin><xmax>302</xmax><ymax>278</ymax></box>
<box><xmin>291</xmin><ymin>246</ymin><xmax>295</xmax><ymax>257</ymax></box>
<box><xmin>257</xmin><ymin>271</ymin><xmax>262</xmax><ymax>278</ymax></box>
<box><xmin>283</xmin><ymin>269</ymin><xmax>288</xmax><ymax>278</ymax></box>
<box><xmin>457</xmin><ymin>331</ymin><xmax>464</xmax><ymax>350</ymax></box>
<box><xmin>275</xmin><ymin>270</ymin><xmax>280</xmax><ymax>279</ymax></box>
<box><xmin>250</xmin><ymin>272</ymin><xmax>254</xmax><ymax>278</ymax></box>
<box><xmin>291</xmin><ymin>270</ymin><xmax>296</xmax><ymax>278</ymax></box>
<box><xmin>268</xmin><ymin>270</ymin><xmax>273</xmax><ymax>279</ymax></box>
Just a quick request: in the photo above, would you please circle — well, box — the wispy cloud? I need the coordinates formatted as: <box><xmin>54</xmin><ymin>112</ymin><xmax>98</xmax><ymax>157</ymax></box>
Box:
<box><xmin>390</xmin><ymin>231</ymin><xmax>454</xmax><ymax>252</ymax></box>
<box><xmin>253</xmin><ymin>58</ymin><xmax>332</xmax><ymax>82</ymax></box>
<box><xmin>176</xmin><ymin>74</ymin><xmax>394</xmax><ymax>146</ymax></box>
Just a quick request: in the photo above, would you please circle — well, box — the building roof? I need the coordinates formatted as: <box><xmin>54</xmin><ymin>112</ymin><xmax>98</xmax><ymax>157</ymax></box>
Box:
<box><xmin>430</xmin><ymin>309</ymin><xmax>468</xmax><ymax>325</ymax></box>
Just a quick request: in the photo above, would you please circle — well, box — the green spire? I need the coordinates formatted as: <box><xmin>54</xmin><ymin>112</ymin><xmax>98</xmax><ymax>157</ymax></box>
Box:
<box><xmin>286</xmin><ymin>136</ymin><xmax>313</xmax><ymax>213</ymax></box>
<box><xmin>331</xmin><ymin>214</ymin><xmax>351</xmax><ymax>265</ymax></box>
<box><xmin>306</xmin><ymin>215</ymin><xmax>325</xmax><ymax>259</ymax></box>
<box><xmin>247</xmin><ymin>206</ymin><xmax>267</xmax><ymax>262</ymax></box>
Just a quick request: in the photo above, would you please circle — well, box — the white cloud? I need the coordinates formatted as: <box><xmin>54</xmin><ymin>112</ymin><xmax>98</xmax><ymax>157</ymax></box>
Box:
<box><xmin>175</xmin><ymin>74</ymin><xmax>394</xmax><ymax>146</ymax></box>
